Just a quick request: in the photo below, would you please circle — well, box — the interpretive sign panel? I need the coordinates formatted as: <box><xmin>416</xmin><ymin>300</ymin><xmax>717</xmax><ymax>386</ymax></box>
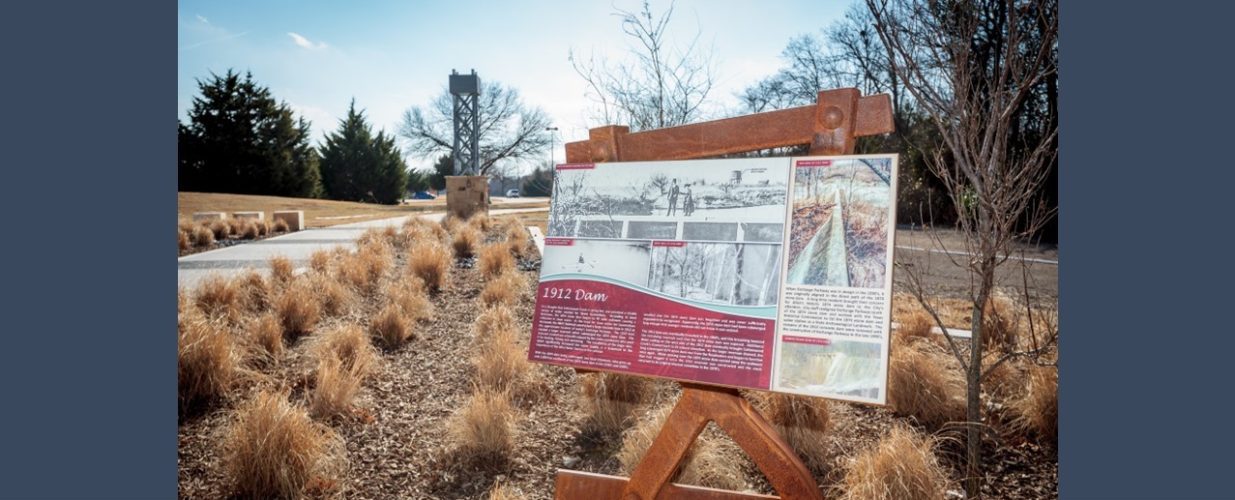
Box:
<box><xmin>529</xmin><ymin>155</ymin><xmax>897</xmax><ymax>404</ymax></box>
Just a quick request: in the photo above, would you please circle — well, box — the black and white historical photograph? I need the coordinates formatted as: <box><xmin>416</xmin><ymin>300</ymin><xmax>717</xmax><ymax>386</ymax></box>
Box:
<box><xmin>547</xmin><ymin>158</ymin><xmax>789</xmax><ymax>241</ymax></box>
<box><xmin>785</xmin><ymin>157</ymin><xmax>895</xmax><ymax>288</ymax></box>
<box><xmin>540</xmin><ymin>239</ymin><xmax>653</xmax><ymax>288</ymax></box>
<box><xmin>647</xmin><ymin>242</ymin><xmax>781</xmax><ymax>306</ymax></box>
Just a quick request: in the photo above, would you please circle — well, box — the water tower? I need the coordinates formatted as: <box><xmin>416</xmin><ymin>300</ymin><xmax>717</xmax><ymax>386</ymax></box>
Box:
<box><xmin>445</xmin><ymin>69</ymin><xmax>489</xmax><ymax>218</ymax></box>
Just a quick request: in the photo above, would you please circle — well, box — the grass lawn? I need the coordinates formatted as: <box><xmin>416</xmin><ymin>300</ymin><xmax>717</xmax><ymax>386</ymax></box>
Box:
<box><xmin>178</xmin><ymin>192</ymin><xmax>549</xmax><ymax>228</ymax></box>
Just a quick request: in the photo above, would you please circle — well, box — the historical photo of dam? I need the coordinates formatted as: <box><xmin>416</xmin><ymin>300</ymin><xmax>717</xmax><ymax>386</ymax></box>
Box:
<box><xmin>547</xmin><ymin>158</ymin><xmax>789</xmax><ymax>243</ymax></box>
<box><xmin>785</xmin><ymin>157</ymin><xmax>894</xmax><ymax>288</ymax></box>
<box><xmin>775</xmin><ymin>338</ymin><xmax>883</xmax><ymax>400</ymax></box>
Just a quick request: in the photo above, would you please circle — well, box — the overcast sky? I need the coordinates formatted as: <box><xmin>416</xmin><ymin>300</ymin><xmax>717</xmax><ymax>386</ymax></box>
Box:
<box><xmin>177</xmin><ymin>0</ymin><xmax>850</xmax><ymax>173</ymax></box>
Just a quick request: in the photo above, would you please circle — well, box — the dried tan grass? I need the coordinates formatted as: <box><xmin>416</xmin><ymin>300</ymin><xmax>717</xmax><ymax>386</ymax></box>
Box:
<box><xmin>209</xmin><ymin>219</ymin><xmax>232</xmax><ymax>240</ymax></box>
<box><xmin>473</xmin><ymin>327</ymin><xmax>537</xmax><ymax>399</ymax></box>
<box><xmin>441</xmin><ymin>214</ymin><xmax>463</xmax><ymax>234</ymax></box>
<box><xmin>752</xmin><ymin>392</ymin><xmax>832</xmax><ymax>472</ymax></box>
<box><xmin>480</xmin><ymin>272</ymin><xmax>524</xmax><ymax>309</ymax></box>
<box><xmin>195</xmin><ymin>274</ymin><xmax>240</xmax><ymax>320</ymax></box>
<box><xmin>617</xmin><ymin>405</ymin><xmax>746</xmax><ymax>491</ymax></box>
<box><xmin>488</xmin><ymin>481</ymin><xmax>526</xmax><ymax>500</ymax></box>
<box><xmin>888</xmin><ymin>343</ymin><xmax>964</xmax><ymax>429</ymax></box>
<box><xmin>408</xmin><ymin>242</ymin><xmax>451</xmax><ymax>293</ymax></box>
<box><xmin>191</xmin><ymin>225</ymin><xmax>215</xmax><ymax>247</ymax></box>
<box><xmin>235</xmin><ymin>270</ymin><xmax>271</xmax><ymax>313</ymax></box>
<box><xmin>371</xmin><ymin>304</ymin><xmax>412</xmax><ymax>350</ymax></box>
<box><xmin>178</xmin><ymin>314</ymin><xmax>237</xmax><ymax>411</ymax></box>
<box><xmin>500</xmin><ymin>219</ymin><xmax>530</xmax><ymax>258</ymax></box>
<box><xmin>839</xmin><ymin>425</ymin><xmax>951</xmax><ymax>500</ymax></box>
<box><xmin>449</xmin><ymin>388</ymin><xmax>515</xmax><ymax>461</ymax></box>
<box><xmin>387</xmin><ymin>279</ymin><xmax>434</xmax><ymax>323</ymax></box>
<box><xmin>405</xmin><ymin>217</ymin><xmax>450</xmax><ymax>244</ymax></box>
<box><xmin>467</xmin><ymin>214</ymin><xmax>492</xmax><ymax>232</ymax></box>
<box><xmin>309</xmin><ymin>273</ymin><xmax>355</xmax><ymax>318</ymax></box>
<box><xmin>276</xmin><ymin>280</ymin><xmax>320</xmax><ymax>339</ymax></box>
<box><xmin>223</xmin><ymin>390</ymin><xmax>340</xmax><ymax>499</ymax></box>
<box><xmin>273</xmin><ymin>218</ymin><xmax>291</xmax><ymax>233</ymax></box>
<box><xmin>473</xmin><ymin>305</ymin><xmax>516</xmax><ymax>344</ymax></box>
<box><xmin>239</xmin><ymin>220</ymin><xmax>260</xmax><ymax>239</ymax></box>
<box><xmin>983</xmin><ymin>293</ymin><xmax>1019</xmax><ymax>351</ymax></box>
<box><xmin>309</xmin><ymin>250</ymin><xmax>333</xmax><ymax>274</ymax></box>
<box><xmin>179</xmin><ymin>229</ymin><xmax>190</xmax><ymax>251</ymax></box>
<box><xmin>309</xmin><ymin>354</ymin><xmax>366</xmax><ymax>420</ymax></box>
<box><xmin>227</xmin><ymin>217</ymin><xmax>247</xmax><ymax>235</ymax></box>
<box><xmin>249</xmin><ymin>312</ymin><xmax>284</xmax><ymax>364</ymax></box>
<box><xmin>580</xmin><ymin>372</ymin><xmax>649</xmax><ymax>435</ymax></box>
<box><xmin>269</xmin><ymin>255</ymin><xmax>295</xmax><ymax>286</ymax></box>
<box><xmin>1009</xmin><ymin>364</ymin><xmax>1057</xmax><ymax>444</ymax></box>
<box><xmin>477</xmin><ymin>243</ymin><xmax>515</xmax><ymax>280</ymax></box>
<box><xmin>896</xmin><ymin>309</ymin><xmax>935</xmax><ymax>343</ymax></box>
<box><xmin>311</xmin><ymin>325</ymin><xmax>377</xmax><ymax>377</ymax></box>
<box><xmin>452</xmin><ymin>225</ymin><xmax>481</xmax><ymax>258</ymax></box>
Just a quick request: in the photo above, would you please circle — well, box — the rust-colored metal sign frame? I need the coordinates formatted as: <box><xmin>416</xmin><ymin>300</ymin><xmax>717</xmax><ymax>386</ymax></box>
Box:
<box><xmin>555</xmin><ymin>88</ymin><xmax>894</xmax><ymax>500</ymax></box>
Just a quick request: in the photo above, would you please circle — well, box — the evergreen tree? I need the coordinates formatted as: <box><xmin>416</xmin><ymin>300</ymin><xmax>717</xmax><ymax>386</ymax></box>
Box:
<box><xmin>319</xmin><ymin>101</ymin><xmax>409</xmax><ymax>205</ymax></box>
<box><xmin>428</xmin><ymin>154</ymin><xmax>452</xmax><ymax>191</ymax></box>
<box><xmin>177</xmin><ymin>70</ymin><xmax>322</xmax><ymax>197</ymax></box>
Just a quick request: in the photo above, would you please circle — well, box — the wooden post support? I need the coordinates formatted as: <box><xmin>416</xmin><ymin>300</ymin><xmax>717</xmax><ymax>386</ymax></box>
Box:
<box><xmin>556</xmin><ymin>88</ymin><xmax>894</xmax><ymax>500</ymax></box>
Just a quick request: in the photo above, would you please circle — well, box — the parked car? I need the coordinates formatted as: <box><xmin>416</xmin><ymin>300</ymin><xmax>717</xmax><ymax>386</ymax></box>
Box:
<box><xmin>411</xmin><ymin>191</ymin><xmax>436</xmax><ymax>200</ymax></box>
<box><xmin>505</xmin><ymin>189</ymin><xmax>521</xmax><ymax>198</ymax></box>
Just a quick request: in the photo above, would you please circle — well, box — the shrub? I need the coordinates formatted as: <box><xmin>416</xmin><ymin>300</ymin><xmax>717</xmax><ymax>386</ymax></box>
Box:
<box><xmin>223</xmin><ymin>390</ymin><xmax>339</xmax><ymax>499</ymax></box>
<box><xmin>754</xmin><ymin>392</ymin><xmax>831</xmax><ymax>472</ymax></box>
<box><xmin>473</xmin><ymin>305</ymin><xmax>516</xmax><ymax>344</ymax></box>
<box><xmin>480</xmin><ymin>272</ymin><xmax>524</xmax><ymax>309</ymax></box>
<box><xmin>191</xmin><ymin>225</ymin><xmax>215</xmax><ymax>247</ymax></box>
<box><xmin>408</xmin><ymin>242</ymin><xmax>450</xmax><ymax>293</ymax></box>
<box><xmin>477</xmin><ymin>243</ymin><xmax>515</xmax><ymax>280</ymax></box>
<box><xmin>501</xmin><ymin>219</ymin><xmax>530</xmax><ymax>258</ymax></box>
<box><xmin>248</xmin><ymin>312</ymin><xmax>284</xmax><ymax>364</ymax></box>
<box><xmin>209</xmin><ymin>220</ymin><xmax>232</xmax><ymax>240</ymax></box>
<box><xmin>452</xmin><ymin>226</ymin><xmax>481</xmax><ymax>258</ymax></box>
<box><xmin>449</xmin><ymin>388</ymin><xmax>515</xmax><ymax>461</ymax></box>
<box><xmin>178</xmin><ymin>314</ymin><xmax>237</xmax><ymax>411</ymax></box>
<box><xmin>269</xmin><ymin>255</ymin><xmax>295</xmax><ymax>286</ymax></box>
<box><xmin>195</xmin><ymin>274</ymin><xmax>240</xmax><ymax>320</ymax></box>
<box><xmin>1009</xmin><ymin>364</ymin><xmax>1058</xmax><ymax>444</ymax></box>
<box><xmin>840</xmin><ymin>426</ymin><xmax>951</xmax><ymax>500</ymax></box>
<box><xmin>273</xmin><ymin>218</ymin><xmax>291</xmax><ymax>232</ymax></box>
<box><xmin>179</xmin><ymin>229</ymin><xmax>190</xmax><ymax>251</ymax></box>
<box><xmin>580</xmin><ymin>372</ymin><xmax>649</xmax><ymax>435</ymax></box>
<box><xmin>309</xmin><ymin>354</ymin><xmax>365</xmax><ymax>420</ymax></box>
<box><xmin>259</xmin><ymin>219</ymin><xmax>272</xmax><ymax>237</ymax></box>
<box><xmin>888</xmin><ymin>345</ymin><xmax>964</xmax><ymax>429</ymax></box>
<box><xmin>276</xmin><ymin>280</ymin><xmax>320</xmax><ymax>339</ymax></box>
<box><xmin>371</xmin><ymin>304</ymin><xmax>411</xmax><ymax>350</ymax></box>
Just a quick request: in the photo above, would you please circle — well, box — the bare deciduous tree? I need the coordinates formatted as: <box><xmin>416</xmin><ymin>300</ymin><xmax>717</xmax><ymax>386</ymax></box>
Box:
<box><xmin>571</xmin><ymin>0</ymin><xmax>716</xmax><ymax>131</ymax></box>
<box><xmin>867</xmin><ymin>0</ymin><xmax>1058</xmax><ymax>496</ymax></box>
<box><xmin>398</xmin><ymin>81</ymin><xmax>551</xmax><ymax>176</ymax></box>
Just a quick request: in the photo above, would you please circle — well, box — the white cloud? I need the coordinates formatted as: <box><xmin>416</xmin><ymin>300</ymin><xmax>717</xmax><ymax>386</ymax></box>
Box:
<box><xmin>195</xmin><ymin>14</ymin><xmax>209</xmax><ymax>24</ymax></box>
<box><xmin>288</xmin><ymin>32</ymin><xmax>327</xmax><ymax>50</ymax></box>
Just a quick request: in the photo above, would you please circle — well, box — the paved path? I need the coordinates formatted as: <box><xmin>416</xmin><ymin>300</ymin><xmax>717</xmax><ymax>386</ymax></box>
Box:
<box><xmin>178</xmin><ymin>207</ymin><xmax>548</xmax><ymax>289</ymax></box>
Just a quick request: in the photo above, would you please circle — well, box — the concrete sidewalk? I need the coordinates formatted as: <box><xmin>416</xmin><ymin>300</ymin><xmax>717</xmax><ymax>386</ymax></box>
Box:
<box><xmin>178</xmin><ymin>207</ymin><xmax>548</xmax><ymax>289</ymax></box>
